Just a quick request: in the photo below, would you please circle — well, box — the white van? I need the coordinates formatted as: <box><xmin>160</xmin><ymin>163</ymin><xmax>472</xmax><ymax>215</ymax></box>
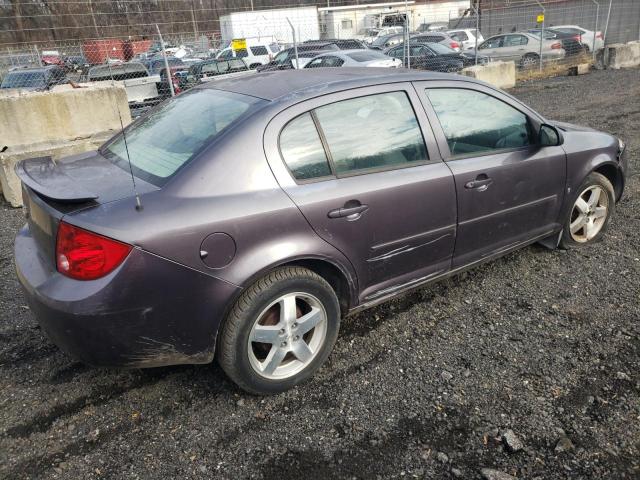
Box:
<box><xmin>217</xmin><ymin>37</ymin><xmax>281</xmax><ymax>69</ymax></box>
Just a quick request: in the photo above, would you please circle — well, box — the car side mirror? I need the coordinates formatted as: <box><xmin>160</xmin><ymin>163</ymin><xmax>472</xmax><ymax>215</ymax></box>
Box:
<box><xmin>539</xmin><ymin>124</ymin><xmax>563</xmax><ymax>146</ymax></box>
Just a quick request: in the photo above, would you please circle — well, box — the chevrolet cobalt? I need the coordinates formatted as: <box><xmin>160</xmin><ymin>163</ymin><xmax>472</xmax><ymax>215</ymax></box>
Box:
<box><xmin>15</xmin><ymin>69</ymin><xmax>627</xmax><ymax>394</ymax></box>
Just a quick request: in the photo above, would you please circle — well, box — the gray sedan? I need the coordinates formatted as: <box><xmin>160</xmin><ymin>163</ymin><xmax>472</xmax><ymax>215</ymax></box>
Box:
<box><xmin>472</xmin><ymin>32</ymin><xmax>566</xmax><ymax>67</ymax></box>
<box><xmin>304</xmin><ymin>49</ymin><xmax>402</xmax><ymax>69</ymax></box>
<box><xmin>15</xmin><ymin>69</ymin><xmax>626</xmax><ymax>394</ymax></box>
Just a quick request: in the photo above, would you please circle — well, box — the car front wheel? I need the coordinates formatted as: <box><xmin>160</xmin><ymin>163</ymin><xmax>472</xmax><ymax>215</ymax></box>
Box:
<box><xmin>560</xmin><ymin>172</ymin><xmax>615</xmax><ymax>248</ymax></box>
<box><xmin>217</xmin><ymin>267</ymin><xmax>340</xmax><ymax>394</ymax></box>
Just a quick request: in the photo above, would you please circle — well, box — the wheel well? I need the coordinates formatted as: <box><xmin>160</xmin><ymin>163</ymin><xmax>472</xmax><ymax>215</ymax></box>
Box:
<box><xmin>285</xmin><ymin>259</ymin><xmax>352</xmax><ymax>315</ymax></box>
<box><xmin>594</xmin><ymin>164</ymin><xmax>622</xmax><ymax>200</ymax></box>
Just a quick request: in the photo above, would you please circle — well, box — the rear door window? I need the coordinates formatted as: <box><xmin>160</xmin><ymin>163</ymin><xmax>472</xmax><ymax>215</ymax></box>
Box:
<box><xmin>426</xmin><ymin>88</ymin><xmax>531</xmax><ymax>156</ymax></box>
<box><xmin>505</xmin><ymin>35</ymin><xmax>528</xmax><ymax>46</ymax></box>
<box><xmin>315</xmin><ymin>92</ymin><xmax>428</xmax><ymax>175</ymax></box>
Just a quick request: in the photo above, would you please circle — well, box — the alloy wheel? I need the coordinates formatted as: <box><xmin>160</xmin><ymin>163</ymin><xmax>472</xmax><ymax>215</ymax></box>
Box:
<box><xmin>569</xmin><ymin>185</ymin><xmax>609</xmax><ymax>243</ymax></box>
<box><xmin>247</xmin><ymin>292</ymin><xmax>327</xmax><ymax>380</ymax></box>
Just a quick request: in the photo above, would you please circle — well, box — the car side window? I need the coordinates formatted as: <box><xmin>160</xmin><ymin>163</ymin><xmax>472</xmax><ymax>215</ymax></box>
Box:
<box><xmin>201</xmin><ymin>63</ymin><xmax>219</xmax><ymax>75</ymax></box>
<box><xmin>387</xmin><ymin>47</ymin><xmax>402</xmax><ymax>59</ymax></box>
<box><xmin>279</xmin><ymin>113</ymin><xmax>332</xmax><ymax>180</ymax></box>
<box><xmin>480</xmin><ymin>36</ymin><xmax>503</xmax><ymax>49</ymax></box>
<box><xmin>315</xmin><ymin>91</ymin><xmax>428</xmax><ymax>175</ymax></box>
<box><xmin>306</xmin><ymin>57</ymin><xmax>324</xmax><ymax>68</ymax></box>
<box><xmin>426</xmin><ymin>88</ymin><xmax>531</xmax><ymax>156</ymax></box>
<box><xmin>505</xmin><ymin>35</ymin><xmax>528</xmax><ymax>46</ymax></box>
<box><xmin>451</xmin><ymin>31</ymin><xmax>468</xmax><ymax>41</ymax></box>
<box><xmin>323</xmin><ymin>56</ymin><xmax>344</xmax><ymax>67</ymax></box>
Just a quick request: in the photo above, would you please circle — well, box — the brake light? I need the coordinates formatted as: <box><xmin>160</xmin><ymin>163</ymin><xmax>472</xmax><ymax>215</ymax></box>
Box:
<box><xmin>551</xmin><ymin>42</ymin><xmax>562</xmax><ymax>49</ymax></box>
<box><xmin>56</xmin><ymin>222</ymin><xmax>132</xmax><ymax>280</ymax></box>
<box><xmin>450</xmin><ymin>41</ymin><xmax>460</xmax><ymax>50</ymax></box>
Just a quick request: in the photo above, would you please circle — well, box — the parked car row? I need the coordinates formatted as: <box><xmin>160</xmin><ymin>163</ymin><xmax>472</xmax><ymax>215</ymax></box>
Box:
<box><xmin>1</xmin><ymin>23</ymin><xmax>603</xmax><ymax>95</ymax></box>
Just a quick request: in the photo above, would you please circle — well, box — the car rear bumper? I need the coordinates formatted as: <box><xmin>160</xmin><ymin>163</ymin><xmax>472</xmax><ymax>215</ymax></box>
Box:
<box><xmin>15</xmin><ymin>224</ymin><xmax>240</xmax><ymax>368</ymax></box>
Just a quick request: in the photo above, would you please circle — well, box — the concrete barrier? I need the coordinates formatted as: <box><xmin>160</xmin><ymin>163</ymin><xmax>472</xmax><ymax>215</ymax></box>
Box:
<box><xmin>460</xmin><ymin>61</ymin><xmax>516</xmax><ymax>90</ymax></box>
<box><xmin>606</xmin><ymin>41</ymin><xmax>640</xmax><ymax>70</ymax></box>
<box><xmin>0</xmin><ymin>83</ymin><xmax>130</xmax><ymax>207</ymax></box>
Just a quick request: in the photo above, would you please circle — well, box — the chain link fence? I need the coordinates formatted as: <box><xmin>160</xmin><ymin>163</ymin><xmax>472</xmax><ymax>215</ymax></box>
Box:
<box><xmin>0</xmin><ymin>0</ymin><xmax>639</xmax><ymax>115</ymax></box>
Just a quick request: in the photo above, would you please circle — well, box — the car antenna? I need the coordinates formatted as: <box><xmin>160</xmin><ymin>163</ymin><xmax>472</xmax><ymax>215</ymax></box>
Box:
<box><xmin>106</xmin><ymin>60</ymin><xmax>143</xmax><ymax>211</ymax></box>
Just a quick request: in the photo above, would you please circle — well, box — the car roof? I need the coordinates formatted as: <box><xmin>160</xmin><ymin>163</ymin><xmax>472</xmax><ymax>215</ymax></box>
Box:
<box><xmin>204</xmin><ymin>68</ymin><xmax>468</xmax><ymax>101</ymax></box>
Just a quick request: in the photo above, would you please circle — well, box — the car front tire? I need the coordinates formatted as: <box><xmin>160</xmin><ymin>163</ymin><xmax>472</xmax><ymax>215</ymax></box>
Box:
<box><xmin>217</xmin><ymin>266</ymin><xmax>340</xmax><ymax>394</ymax></box>
<box><xmin>560</xmin><ymin>172</ymin><xmax>615</xmax><ymax>249</ymax></box>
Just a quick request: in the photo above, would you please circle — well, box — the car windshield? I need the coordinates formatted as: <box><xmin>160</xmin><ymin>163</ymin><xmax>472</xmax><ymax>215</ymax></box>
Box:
<box><xmin>1</xmin><ymin>71</ymin><xmax>46</xmax><ymax>88</ymax></box>
<box><xmin>103</xmin><ymin>89</ymin><xmax>264</xmax><ymax>185</ymax></box>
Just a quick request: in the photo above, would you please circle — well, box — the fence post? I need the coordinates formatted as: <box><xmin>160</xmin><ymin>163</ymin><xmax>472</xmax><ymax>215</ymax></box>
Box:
<box><xmin>156</xmin><ymin>24</ymin><xmax>175</xmax><ymax>97</ymax></box>
<box><xmin>534</xmin><ymin>1</ymin><xmax>545</xmax><ymax>72</ymax></box>
<box><xmin>286</xmin><ymin>18</ymin><xmax>299</xmax><ymax>69</ymax></box>
<box><xmin>405</xmin><ymin>0</ymin><xmax>410</xmax><ymax>69</ymax></box>
<box><xmin>591</xmin><ymin>0</ymin><xmax>600</xmax><ymax>63</ymax></box>
<box><xmin>603</xmin><ymin>0</ymin><xmax>612</xmax><ymax>44</ymax></box>
<box><xmin>471</xmin><ymin>3</ymin><xmax>479</xmax><ymax>66</ymax></box>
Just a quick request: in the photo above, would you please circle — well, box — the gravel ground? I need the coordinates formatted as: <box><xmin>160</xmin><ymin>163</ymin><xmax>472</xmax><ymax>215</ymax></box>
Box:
<box><xmin>1</xmin><ymin>67</ymin><xmax>638</xmax><ymax>480</ymax></box>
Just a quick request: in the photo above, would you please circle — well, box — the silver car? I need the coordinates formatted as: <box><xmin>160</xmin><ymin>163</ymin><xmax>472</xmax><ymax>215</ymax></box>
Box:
<box><xmin>304</xmin><ymin>49</ymin><xmax>402</xmax><ymax>69</ymax></box>
<box><xmin>411</xmin><ymin>32</ymin><xmax>462</xmax><ymax>52</ymax></box>
<box><xmin>474</xmin><ymin>32</ymin><xmax>565</xmax><ymax>67</ymax></box>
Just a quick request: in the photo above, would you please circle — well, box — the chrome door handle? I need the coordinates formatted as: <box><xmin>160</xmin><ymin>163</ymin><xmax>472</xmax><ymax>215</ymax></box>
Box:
<box><xmin>464</xmin><ymin>178</ymin><xmax>493</xmax><ymax>191</ymax></box>
<box><xmin>328</xmin><ymin>204</ymin><xmax>369</xmax><ymax>219</ymax></box>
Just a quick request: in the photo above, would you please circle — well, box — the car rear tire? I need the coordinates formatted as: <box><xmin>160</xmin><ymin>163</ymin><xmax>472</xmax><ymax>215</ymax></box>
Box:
<box><xmin>521</xmin><ymin>53</ymin><xmax>539</xmax><ymax>69</ymax></box>
<box><xmin>560</xmin><ymin>172</ymin><xmax>615</xmax><ymax>249</ymax></box>
<box><xmin>249</xmin><ymin>63</ymin><xmax>261</xmax><ymax>69</ymax></box>
<box><xmin>217</xmin><ymin>266</ymin><xmax>340</xmax><ymax>394</ymax></box>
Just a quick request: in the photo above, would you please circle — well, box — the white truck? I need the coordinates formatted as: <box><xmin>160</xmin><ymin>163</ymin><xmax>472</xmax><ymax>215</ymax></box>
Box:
<box><xmin>219</xmin><ymin>7</ymin><xmax>320</xmax><ymax>45</ymax></box>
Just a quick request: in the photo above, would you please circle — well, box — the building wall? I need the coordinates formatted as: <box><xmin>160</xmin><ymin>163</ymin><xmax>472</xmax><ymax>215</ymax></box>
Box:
<box><xmin>321</xmin><ymin>1</ymin><xmax>470</xmax><ymax>39</ymax></box>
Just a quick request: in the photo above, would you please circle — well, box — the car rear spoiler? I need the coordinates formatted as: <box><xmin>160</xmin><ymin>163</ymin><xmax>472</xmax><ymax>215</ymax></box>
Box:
<box><xmin>15</xmin><ymin>156</ymin><xmax>99</xmax><ymax>203</ymax></box>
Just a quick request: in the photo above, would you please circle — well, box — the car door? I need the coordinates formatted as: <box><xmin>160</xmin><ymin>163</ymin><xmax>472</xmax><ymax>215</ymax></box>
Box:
<box><xmin>263</xmin><ymin>84</ymin><xmax>457</xmax><ymax>302</ymax></box>
<box><xmin>503</xmin><ymin>34</ymin><xmax>530</xmax><ymax>62</ymax></box>
<box><xmin>414</xmin><ymin>82</ymin><xmax>566</xmax><ymax>268</ymax></box>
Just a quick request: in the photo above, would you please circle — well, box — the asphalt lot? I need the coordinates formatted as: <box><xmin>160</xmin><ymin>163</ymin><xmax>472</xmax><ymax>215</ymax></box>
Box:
<box><xmin>0</xmin><ymin>67</ymin><xmax>638</xmax><ymax>480</ymax></box>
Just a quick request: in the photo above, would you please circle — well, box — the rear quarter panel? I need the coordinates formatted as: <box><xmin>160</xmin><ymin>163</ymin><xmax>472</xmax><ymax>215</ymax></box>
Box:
<box><xmin>65</xmin><ymin>106</ymin><xmax>359</xmax><ymax>303</ymax></box>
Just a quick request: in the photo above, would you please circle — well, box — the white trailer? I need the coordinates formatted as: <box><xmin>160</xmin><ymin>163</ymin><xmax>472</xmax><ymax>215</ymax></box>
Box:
<box><xmin>219</xmin><ymin>7</ymin><xmax>320</xmax><ymax>45</ymax></box>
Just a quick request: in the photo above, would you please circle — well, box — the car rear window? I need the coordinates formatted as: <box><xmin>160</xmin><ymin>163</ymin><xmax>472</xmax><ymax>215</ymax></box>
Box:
<box><xmin>250</xmin><ymin>46</ymin><xmax>268</xmax><ymax>56</ymax></box>
<box><xmin>103</xmin><ymin>89</ymin><xmax>264</xmax><ymax>185</ymax></box>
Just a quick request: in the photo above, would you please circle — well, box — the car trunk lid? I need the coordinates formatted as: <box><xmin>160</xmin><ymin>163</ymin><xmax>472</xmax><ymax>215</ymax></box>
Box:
<box><xmin>17</xmin><ymin>151</ymin><xmax>158</xmax><ymax>269</ymax></box>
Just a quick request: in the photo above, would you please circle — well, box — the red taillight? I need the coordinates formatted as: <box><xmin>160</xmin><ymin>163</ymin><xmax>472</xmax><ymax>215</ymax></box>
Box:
<box><xmin>551</xmin><ymin>42</ymin><xmax>562</xmax><ymax>49</ymax></box>
<box><xmin>56</xmin><ymin>222</ymin><xmax>132</xmax><ymax>280</ymax></box>
<box><xmin>596</xmin><ymin>31</ymin><xmax>603</xmax><ymax>39</ymax></box>
<box><xmin>450</xmin><ymin>41</ymin><xmax>460</xmax><ymax>50</ymax></box>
